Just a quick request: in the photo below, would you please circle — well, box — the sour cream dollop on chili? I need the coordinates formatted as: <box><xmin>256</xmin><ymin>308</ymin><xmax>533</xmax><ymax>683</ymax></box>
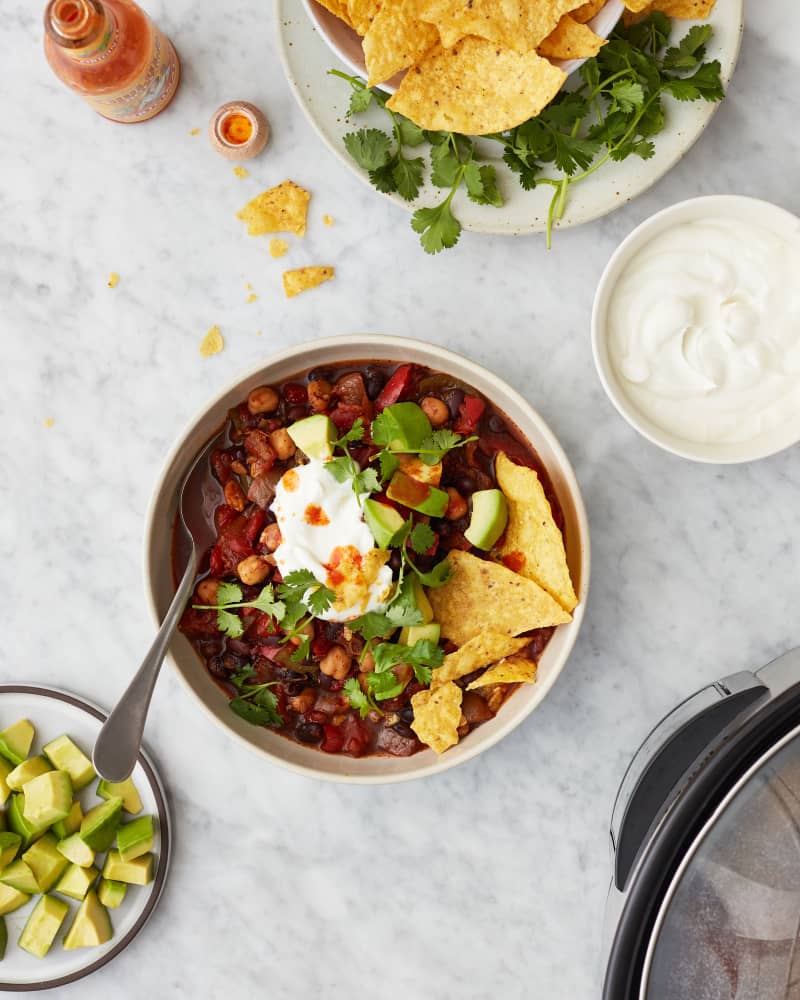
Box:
<box><xmin>270</xmin><ymin>460</ymin><xmax>393</xmax><ymax>622</ymax></box>
<box><xmin>606</xmin><ymin>216</ymin><xmax>800</xmax><ymax>445</ymax></box>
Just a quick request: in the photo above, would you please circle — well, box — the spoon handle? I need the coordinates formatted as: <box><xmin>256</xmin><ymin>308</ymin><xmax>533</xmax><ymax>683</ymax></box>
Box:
<box><xmin>93</xmin><ymin>546</ymin><xmax>198</xmax><ymax>782</ymax></box>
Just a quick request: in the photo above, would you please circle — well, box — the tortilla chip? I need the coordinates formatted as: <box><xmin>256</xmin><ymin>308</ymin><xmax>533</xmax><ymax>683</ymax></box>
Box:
<box><xmin>428</xmin><ymin>550</ymin><xmax>571</xmax><ymax>646</ymax></box>
<box><xmin>199</xmin><ymin>325</ymin><xmax>223</xmax><ymax>357</ymax></box>
<box><xmin>538</xmin><ymin>14</ymin><xmax>606</xmax><ymax>59</ymax></box>
<box><xmin>314</xmin><ymin>0</ymin><xmax>354</xmax><ymax>27</ymax></box>
<box><xmin>282</xmin><ymin>266</ymin><xmax>335</xmax><ymax>298</ymax></box>
<box><xmin>386</xmin><ymin>38</ymin><xmax>566</xmax><ymax>135</ymax></box>
<box><xmin>347</xmin><ymin>0</ymin><xmax>382</xmax><ymax>34</ymax></box>
<box><xmin>364</xmin><ymin>2</ymin><xmax>438</xmax><ymax>85</ymax></box>
<box><xmin>467</xmin><ymin>655</ymin><xmax>538</xmax><ymax>689</ymax></box>
<box><xmin>411</xmin><ymin>681</ymin><xmax>463</xmax><ymax>753</ymax></box>
<box><xmin>494</xmin><ymin>453</ymin><xmax>577</xmax><ymax>613</ymax></box>
<box><xmin>432</xmin><ymin>632</ymin><xmax>530</xmax><ymax>689</ymax></box>
<box><xmin>415</xmin><ymin>0</ymin><xmax>584</xmax><ymax>52</ymax></box>
<box><xmin>624</xmin><ymin>0</ymin><xmax>715</xmax><ymax>15</ymax></box>
<box><xmin>236</xmin><ymin>181</ymin><xmax>310</xmax><ymax>237</ymax></box>
<box><xmin>572</xmin><ymin>0</ymin><xmax>606</xmax><ymax>22</ymax></box>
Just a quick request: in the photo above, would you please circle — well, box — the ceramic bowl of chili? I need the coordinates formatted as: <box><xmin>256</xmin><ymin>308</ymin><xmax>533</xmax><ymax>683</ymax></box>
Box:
<box><xmin>145</xmin><ymin>335</ymin><xmax>590</xmax><ymax>783</ymax></box>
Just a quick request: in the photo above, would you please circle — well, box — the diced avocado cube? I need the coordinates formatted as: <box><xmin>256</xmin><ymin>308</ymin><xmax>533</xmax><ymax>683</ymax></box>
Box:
<box><xmin>22</xmin><ymin>771</ymin><xmax>72</xmax><ymax>827</ymax></box>
<box><xmin>23</xmin><ymin>834</ymin><xmax>68</xmax><ymax>892</ymax></box>
<box><xmin>0</xmin><ymin>915</ymin><xmax>6</xmax><ymax>960</ymax></box>
<box><xmin>117</xmin><ymin>816</ymin><xmax>154</xmax><ymax>863</ymax></box>
<box><xmin>0</xmin><ymin>833</ymin><xmax>21</xmax><ymax>871</ymax></box>
<box><xmin>57</xmin><ymin>834</ymin><xmax>95</xmax><ymax>868</ymax></box>
<box><xmin>63</xmin><ymin>889</ymin><xmax>112</xmax><ymax>949</ymax></box>
<box><xmin>0</xmin><ymin>860</ymin><xmax>39</xmax><ymax>895</ymax></box>
<box><xmin>42</xmin><ymin>735</ymin><xmax>96</xmax><ymax>792</ymax></box>
<box><xmin>97</xmin><ymin>778</ymin><xmax>142</xmax><ymax>816</ymax></box>
<box><xmin>97</xmin><ymin>878</ymin><xmax>126</xmax><ymax>909</ymax></box>
<box><xmin>464</xmin><ymin>488</ymin><xmax>508</xmax><ymax>551</ymax></box>
<box><xmin>0</xmin><ymin>883</ymin><xmax>30</xmax><ymax>916</ymax></box>
<box><xmin>56</xmin><ymin>863</ymin><xmax>98</xmax><ymax>901</ymax></box>
<box><xmin>386</xmin><ymin>470</ymin><xmax>449</xmax><ymax>517</ymax></box>
<box><xmin>0</xmin><ymin>759</ymin><xmax>13</xmax><ymax>806</ymax></box>
<box><xmin>102</xmin><ymin>850</ymin><xmax>153</xmax><ymax>885</ymax></box>
<box><xmin>7</xmin><ymin>756</ymin><xmax>52</xmax><ymax>792</ymax></box>
<box><xmin>18</xmin><ymin>894</ymin><xmax>69</xmax><ymax>958</ymax></box>
<box><xmin>0</xmin><ymin>720</ymin><xmax>35</xmax><ymax>767</ymax></box>
<box><xmin>363</xmin><ymin>499</ymin><xmax>405</xmax><ymax>549</ymax></box>
<box><xmin>412</xmin><ymin>578</ymin><xmax>434</xmax><ymax>625</ymax></box>
<box><xmin>399</xmin><ymin>623</ymin><xmax>441</xmax><ymax>646</ymax></box>
<box><xmin>80</xmin><ymin>798</ymin><xmax>123</xmax><ymax>852</ymax></box>
<box><xmin>52</xmin><ymin>800</ymin><xmax>83</xmax><ymax>840</ymax></box>
<box><xmin>287</xmin><ymin>413</ymin><xmax>336</xmax><ymax>461</ymax></box>
<box><xmin>7</xmin><ymin>794</ymin><xmax>49</xmax><ymax>848</ymax></box>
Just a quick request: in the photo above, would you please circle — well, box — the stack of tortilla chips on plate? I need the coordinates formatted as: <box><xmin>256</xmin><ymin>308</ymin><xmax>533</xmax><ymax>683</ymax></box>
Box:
<box><xmin>316</xmin><ymin>0</ymin><xmax>717</xmax><ymax>134</ymax></box>
<box><xmin>411</xmin><ymin>453</ymin><xmax>580</xmax><ymax>754</ymax></box>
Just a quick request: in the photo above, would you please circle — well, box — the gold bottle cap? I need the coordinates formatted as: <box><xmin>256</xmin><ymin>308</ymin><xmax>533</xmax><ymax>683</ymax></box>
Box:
<box><xmin>209</xmin><ymin>101</ymin><xmax>270</xmax><ymax>161</ymax></box>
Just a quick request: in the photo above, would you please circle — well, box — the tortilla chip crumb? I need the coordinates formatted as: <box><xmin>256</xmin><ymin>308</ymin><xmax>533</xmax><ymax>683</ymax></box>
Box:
<box><xmin>322</xmin><ymin>214</ymin><xmax>334</xmax><ymax>226</ymax></box>
<box><xmin>282</xmin><ymin>266</ymin><xmax>335</xmax><ymax>299</ymax></box>
<box><xmin>269</xmin><ymin>238</ymin><xmax>289</xmax><ymax>259</ymax></box>
<box><xmin>200</xmin><ymin>325</ymin><xmax>224</xmax><ymax>357</ymax></box>
<box><xmin>107</xmin><ymin>272</ymin><xmax>119</xmax><ymax>288</ymax></box>
<box><xmin>246</xmin><ymin>293</ymin><xmax>258</xmax><ymax>304</ymax></box>
<box><xmin>233</xmin><ymin>166</ymin><xmax>249</xmax><ymax>179</ymax></box>
<box><xmin>189</xmin><ymin>128</ymin><xmax>200</xmax><ymax>136</ymax></box>
<box><xmin>44</xmin><ymin>418</ymin><xmax>55</xmax><ymax>428</ymax></box>
<box><xmin>256</xmin><ymin>330</ymin><xmax>263</xmax><ymax>337</ymax></box>
<box><xmin>237</xmin><ymin>180</ymin><xmax>310</xmax><ymax>236</ymax></box>
<box><xmin>245</xmin><ymin>282</ymin><xmax>253</xmax><ymax>290</ymax></box>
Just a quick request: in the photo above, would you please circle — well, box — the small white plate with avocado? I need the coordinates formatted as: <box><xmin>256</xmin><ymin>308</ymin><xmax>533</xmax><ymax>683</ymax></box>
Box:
<box><xmin>0</xmin><ymin>685</ymin><xmax>170</xmax><ymax>991</ymax></box>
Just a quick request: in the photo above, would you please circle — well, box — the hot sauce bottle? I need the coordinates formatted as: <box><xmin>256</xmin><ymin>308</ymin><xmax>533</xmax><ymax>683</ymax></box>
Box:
<box><xmin>44</xmin><ymin>0</ymin><xmax>180</xmax><ymax>123</ymax></box>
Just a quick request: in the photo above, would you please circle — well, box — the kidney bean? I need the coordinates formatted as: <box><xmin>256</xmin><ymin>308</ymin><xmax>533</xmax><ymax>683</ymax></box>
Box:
<box><xmin>295</xmin><ymin>721</ymin><xmax>324</xmax><ymax>744</ymax></box>
<box><xmin>461</xmin><ymin>691</ymin><xmax>495</xmax><ymax>725</ymax></box>
<box><xmin>321</xmin><ymin>724</ymin><xmax>345</xmax><ymax>753</ymax></box>
<box><xmin>284</xmin><ymin>382</ymin><xmax>308</xmax><ymax>405</ymax></box>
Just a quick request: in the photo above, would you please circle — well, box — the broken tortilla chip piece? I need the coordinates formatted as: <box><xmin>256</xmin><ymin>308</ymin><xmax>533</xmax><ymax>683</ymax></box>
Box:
<box><xmin>237</xmin><ymin>181</ymin><xmax>310</xmax><ymax>237</ymax></box>
<box><xmin>364</xmin><ymin>3</ymin><xmax>438</xmax><ymax>86</ymax></box>
<box><xmin>315</xmin><ymin>0</ymin><xmax>354</xmax><ymax>26</ymax></box>
<box><xmin>495</xmin><ymin>453</ymin><xmax>577</xmax><ymax>613</ymax></box>
<box><xmin>199</xmin><ymin>325</ymin><xmax>223</xmax><ymax>357</ymax></box>
<box><xmin>432</xmin><ymin>631</ymin><xmax>531</xmax><ymax>689</ymax></box>
<box><xmin>467</xmin><ymin>655</ymin><xmax>538</xmax><ymax>689</ymax></box>
<box><xmin>428</xmin><ymin>550</ymin><xmax>571</xmax><ymax>647</ymax></box>
<box><xmin>411</xmin><ymin>681</ymin><xmax>463</xmax><ymax>753</ymax></box>
<box><xmin>386</xmin><ymin>37</ymin><xmax>566</xmax><ymax>136</ymax></box>
<box><xmin>347</xmin><ymin>0</ymin><xmax>382</xmax><ymax>34</ymax></box>
<box><xmin>571</xmin><ymin>0</ymin><xmax>606</xmax><ymax>22</ymax></box>
<box><xmin>624</xmin><ymin>0</ymin><xmax>715</xmax><ymax>16</ymax></box>
<box><xmin>415</xmin><ymin>0</ymin><xmax>584</xmax><ymax>52</ymax></box>
<box><xmin>282</xmin><ymin>266</ymin><xmax>335</xmax><ymax>298</ymax></box>
<box><xmin>538</xmin><ymin>14</ymin><xmax>606</xmax><ymax>59</ymax></box>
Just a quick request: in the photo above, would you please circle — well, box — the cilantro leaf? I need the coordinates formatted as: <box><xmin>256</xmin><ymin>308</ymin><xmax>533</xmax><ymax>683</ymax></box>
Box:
<box><xmin>430</xmin><ymin>142</ymin><xmax>462</xmax><ymax>188</ymax></box>
<box><xmin>412</xmin><ymin>558</ymin><xmax>452</xmax><ymax>589</ymax></box>
<box><xmin>349</xmin><ymin>612</ymin><xmax>398</xmax><ymax>642</ymax></box>
<box><xmin>463</xmin><ymin>162</ymin><xmax>504</xmax><ymax>207</ymax></box>
<box><xmin>409</xmin><ymin>522</ymin><xmax>435</xmax><ymax>555</ymax></box>
<box><xmin>372</xmin><ymin>638</ymin><xmax>444</xmax><ymax>677</ymax></box>
<box><xmin>396</xmin><ymin>116</ymin><xmax>426</xmax><ymax>147</ymax></box>
<box><xmin>663</xmin><ymin>61</ymin><xmax>724</xmax><ymax>102</ymax></box>
<box><xmin>249</xmin><ymin>586</ymin><xmax>286</xmax><ymax>620</ymax></box>
<box><xmin>337</xmin><ymin>418</ymin><xmax>365</xmax><ymax>446</ymax></box>
<box><xmin>411</xmin><ymin>201</ymin><xmax>462</xmax><ymax>254</ymax></box>
<box><xmin>366</xmin><ymin>670</ymin><xmax>405</xmax><ymax>701</ymax></box>
<box><xmin>348</xmin><ymin>87</ymin><xmax>373</xmax><ymax>114</ymax></box>
<box><xmin>609</xmin><ymin>80</ymin><xmax>645</xmax><ymax>113</ymax></box>
<box><xmin>344</xmin><ymin>678</ymin><xmax>374</xmax><ymax>719</ymax></box>
<box><xmin>217</xmin><ymin>608</ymin><xmax>244</xmax><ymax>639</ymax></box>
<box><xmin>229</xmin><ymin>688</ymin><xmax>282</xmax><ymax>727</ymax></box>
<box><xmin>216</xmin><ymin>581</ymin><xmax>243</xmax><ymax>605</ymax></box>
<box><xmin>369</xmin><ymin>158</ymin><xmax>399</xmax><ymax>194</ymax></box>
<box><xmin>278</xmin><ymin>571</ymin><xmax>336</xmax><ymax>616</ymax></box>
<box><xmin>392</xmin><ymin>155</ymin><xmax>425</xmax><ymax>202</ymax></box>
<box><xmin>386</xmin><ymin>571</ymin><xmax>424</xmax><ymax>627</ymax></box>
<box><xmin>306</xmin><ymin>584</ymin><xmax>336</xmax><ymax>616</ymax></box>
<box><xmin>325</xmin><ymin>456</ymin><xmax>354</xmax><ymax>483</ymax></box>
<box><xmin>343</xmin><ymin>128</ymin><xmax>393</xmax><ymax>171</ymax></box>
<box><xmin>378</xmin><ymin>450</ymin><xmax>400</xmax><ymax>482</ymax></box>
<box><xmin>290</xmin><ymin>634</ymin><xmax>312</xmax><ymax>663</ymax></box>
<box><xmin>354</xmin><ymin>466</ymin><xmax>381</xmax><ymax>498</ymax></box>
<box><xmin>663</xmin><ymin>24</ymin><xmax>713</xmax><ymax>70</ymax></box>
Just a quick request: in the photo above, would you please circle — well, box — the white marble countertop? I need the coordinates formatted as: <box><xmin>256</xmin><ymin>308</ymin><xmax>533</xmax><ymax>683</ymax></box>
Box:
<box><xmin>3</xmin><ymin>1</ymin><xmax>800</xmax><ymax>996</ymax></box>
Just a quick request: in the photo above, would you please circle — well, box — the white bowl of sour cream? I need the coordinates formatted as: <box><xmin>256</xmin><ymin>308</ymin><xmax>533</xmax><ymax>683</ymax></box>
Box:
<box><xmin>592</xmin><ymin>196</ymin><xmax>800</xmax><ymax>464</ymax></box>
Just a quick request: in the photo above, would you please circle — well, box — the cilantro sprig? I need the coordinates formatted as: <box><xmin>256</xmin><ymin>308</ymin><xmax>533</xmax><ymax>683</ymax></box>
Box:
<box><xmin>227</xmin><ymin>664</ymin><xmax>283</xmax><ymax>727</ymax></box>
<box><xmin>331</xmin><ymin>15</ymin><xmax>724</xmax><ymax>252</ymax></box>
<box><xmin>193</xmin><ymin>581</ymin><xmax>286</xmax><ymax>639</ymax></box>
<box><xmin>325</xmin><ymin>418</ymin><xmax>381</xmax><ymax>504</ymax></box>
<box><xmin>344</xmin><ymin>638</ymin><xmax>444</xmax><ymax>717</ymax></box>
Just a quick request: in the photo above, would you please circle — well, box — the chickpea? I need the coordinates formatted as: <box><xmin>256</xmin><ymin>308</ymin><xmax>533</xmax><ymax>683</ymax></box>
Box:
<box><xmin>392</xmin><ymin>663</ymin><xmax>413</xmax><ymax>686</ymax></box>
<box><xmin>196</xmin><ymin>578</ymin><xmax>219</xmax><ymax>605</ymax></box>
<box><xmin>288</xmin><ymin>687</ymin><xmax>316</xmax><ymax>715</ymax></box>
<box><xmin>360</xmin><ymin>649</ymin><xmax>375</xmax><ymax>674</ymax></box>
<box><xmin>247</xmin><ymin>385</ymin><xmax>279</xmax><ymax>415</ymax></box>
<box><xmin>236</xmin><ymin>554</ymin><xmax>272</xmax><ymax>586</ymax></box>
<box><xmin>269</xmin><ymin>428</ymin><xmax>296</xmax><ymax>461</ymax></box>
<box><xmin>259</xmin><ymin>523</ymin><xmax>282</xmax><ymax>551</ymax></box>
<box><xmin>230</xmin><ymin>460</ymin><xmax>248</xmax><ymax>477</ymax></box>
<box><xmin>319</xmin><ymin>644</ymin><xmax>352</xmax><ymax>680</ymax></box>
<box><xmin>224</xmin><ymin>480</ymin><xmax>246</xmax><ymax>512</ymax></box>
<box><xmin>420</xmin><ymin>396</ymin><xmax>449</xmax><ymax>427</ymax></box>
<box><xmin>445</xmin><ymin>487</ymin><xmax>468</xmax><ymax>521</ymax></box>
<box><xmin>308</xmin><ymin>378</ymin><xmax>332</xmax><ymax>413</ymax></box>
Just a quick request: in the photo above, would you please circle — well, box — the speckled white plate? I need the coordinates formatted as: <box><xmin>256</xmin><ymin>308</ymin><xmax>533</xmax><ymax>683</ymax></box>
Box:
<box><xmin>275</xmin><ymin>1</ymin><xmax>743</xmax><ymax>236</ymax></box>
<box><xmin>0</xmin><ymin>687</ymin><xmax>170</xmax><ymax>992</ymax></box>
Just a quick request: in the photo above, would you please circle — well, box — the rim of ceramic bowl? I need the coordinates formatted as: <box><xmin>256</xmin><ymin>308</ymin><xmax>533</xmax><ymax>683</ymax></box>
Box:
<box><xmin>591</xmin><ymin>195</ymin><xmax>800</xmax><ymax>465</ymax></box>
<box><xmin>299</xmin><ymin>0</ymin><xmax>626</xmax><ymax>94</ymax></box>
<box><xmin>144</xmin><ymin>334</ymin><xmax>590</xmax><ymax>783</ymax></box>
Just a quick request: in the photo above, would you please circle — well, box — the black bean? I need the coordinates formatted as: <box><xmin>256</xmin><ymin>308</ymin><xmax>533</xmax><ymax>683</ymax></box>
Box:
<box><xmin>488</xmin><ymin>414</ymin><xmax>505</xmax><ymax>433</ymax></box>
<box><xmin>287</xmin><ymin>404</ymin><xmax>308</xmax><ymax>423</ymax></box>
<box><xmin>443</xmin><ymin>388</ymin><xmax>464</xmax><ymax>420</ymax></box>
<box><xmin>399</xmin><ymin>705</ymin><xmax>414</xmax><ymax>724</ymax></box>
<box><xmin>295</xmin><ymin>722</ymin><xmax>324</xmax><ymax>744</ymax></box>
<box><xmin>284</xmin><ymin>680</ymin><xmax>306</xmax><ymax>697</ymax></box>
<box><xmin>307</xmin><ymin>368</ymin><xmax>333</xmax><ymax>383</ymax></box>
<box><xmin>363</xmin><ymin>366</ymin><xmax>386</xmax><ymax>400</ymax></box>
<box><xmin>454</xmin><ymin>475</ymin><xmax>475</xmax><ymax>495</ymax></box>
<box><xmin>389</xmin><ymin>550</ymin><xmax>403</xmax><ymax>572</ymax></box>
<box><xmin>390</xmin><ymin>722</ymin><xmax>416</xmax><ymax>739</ymax></box>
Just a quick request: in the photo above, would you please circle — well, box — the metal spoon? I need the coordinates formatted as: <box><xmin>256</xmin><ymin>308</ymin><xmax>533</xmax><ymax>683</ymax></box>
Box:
<box><xmin>93</xmin><ymin>429</ymin><xmax>226</xmax><ymax>782</ymax></box>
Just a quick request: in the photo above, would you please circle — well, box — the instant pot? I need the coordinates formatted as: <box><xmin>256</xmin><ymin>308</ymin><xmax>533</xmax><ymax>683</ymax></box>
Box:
<box><xmin>604</xmin><ymin>647</ymin><xmax>800</xmax><ymax>999</ymax></box>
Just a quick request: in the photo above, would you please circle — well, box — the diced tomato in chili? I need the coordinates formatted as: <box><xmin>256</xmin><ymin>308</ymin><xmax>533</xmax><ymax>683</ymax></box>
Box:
<box><xmin>329</xmin><ymin>402</ymin><xmax>363</xmax><ymax>432</ymax></box>
<box><xmin>214</xmin><ymin>504</ymin><xmax>239</xmax><ymax>532</ymax></box>
<box><xmin>321</xmin><ymin>724</ymin><xmax>345</xmax><ymax>753</ymax></box>
<box><xmin>374</xmin><ymin>363</ymin><xmax>414</xmax><ymax>412</ymax></box>
<box><xmin>341</xmin><ymin>717</ymin><xmax>370</xmax><ymax>756</ymax></box>
<box><xmin>453</xmin><ymin>394</ymin><xmax>485</xmax><ymax>435</ymax></box>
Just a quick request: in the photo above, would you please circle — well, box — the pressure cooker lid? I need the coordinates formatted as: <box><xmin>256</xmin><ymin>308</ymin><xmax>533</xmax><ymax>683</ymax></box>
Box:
<box><xmin>642</xmin><ymin>723</ymin><xmax>800</xmax><ymax>1000</ymax></box>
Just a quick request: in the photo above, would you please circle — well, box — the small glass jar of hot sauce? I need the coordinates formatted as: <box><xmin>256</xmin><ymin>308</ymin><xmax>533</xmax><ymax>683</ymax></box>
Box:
<box><xmin>209</xmin><ymin>102</ymin><xmax>270</xmax><ymax>161</ymax></box>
